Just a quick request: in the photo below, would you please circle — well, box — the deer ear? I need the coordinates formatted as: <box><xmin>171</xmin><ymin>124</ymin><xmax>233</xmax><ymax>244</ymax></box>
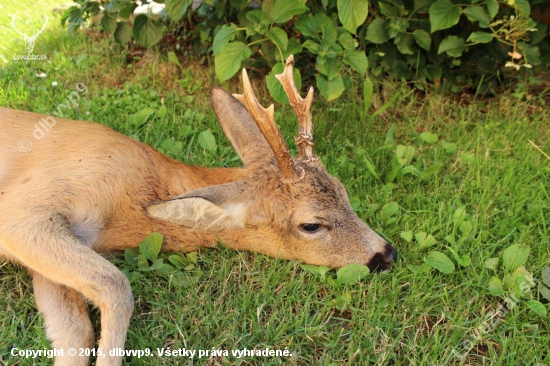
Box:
<box><xmin>210</xmin><ymin>87</ymin><xmax>273</xmax><ymax>166</ymax></box>
<box><xmin>146</xmin><ymin>183</ymin><xmax>248</xmax><ymax>230</ymax></box>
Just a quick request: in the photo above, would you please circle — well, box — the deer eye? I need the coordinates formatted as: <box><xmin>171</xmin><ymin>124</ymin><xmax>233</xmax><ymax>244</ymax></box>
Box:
<box><xmin>300</xmin><ymin>223</ymin><xmax>321</xmax><ymax>233</ymax></box>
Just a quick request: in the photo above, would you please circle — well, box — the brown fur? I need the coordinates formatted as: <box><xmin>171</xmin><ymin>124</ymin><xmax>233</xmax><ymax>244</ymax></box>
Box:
<box><xmin>0</xmin><ymin>86</ymin><xmax>396</xmax><ymax>365</ymax></box>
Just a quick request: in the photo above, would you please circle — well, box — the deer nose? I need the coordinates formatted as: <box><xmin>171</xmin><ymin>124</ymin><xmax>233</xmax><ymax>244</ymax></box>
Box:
<box><xmin>386</xmin><ymin>244</ymin><xmax>398</xmax><ymax>262</ymax></box>
<box><xmin>367</xmin><ymin>242</ymin><xmax>398</xmax><ymax>272</ymax></box>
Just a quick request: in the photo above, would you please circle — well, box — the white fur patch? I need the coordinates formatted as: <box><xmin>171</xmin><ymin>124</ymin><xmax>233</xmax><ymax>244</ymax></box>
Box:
<box><xmin>148</xmin><ymin>198</ymin><xmax>247</xmax><ymax>230</ymax></box>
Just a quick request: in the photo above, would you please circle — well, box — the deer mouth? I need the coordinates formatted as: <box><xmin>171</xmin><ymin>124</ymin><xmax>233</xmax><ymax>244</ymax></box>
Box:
<box><xmin>367</xmin><ymin>243</ymin><xmax>398</xmax><ymax>272</ymax></box>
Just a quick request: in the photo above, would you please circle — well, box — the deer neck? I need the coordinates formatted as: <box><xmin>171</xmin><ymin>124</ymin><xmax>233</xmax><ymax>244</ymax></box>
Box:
<box><xmin>146</xmin><ymin>146</ymin><xmax>245</xmax><ymax>200</ymax></box>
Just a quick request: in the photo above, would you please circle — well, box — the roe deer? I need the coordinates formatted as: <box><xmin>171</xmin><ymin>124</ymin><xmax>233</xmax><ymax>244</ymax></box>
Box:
<box><xmin>0</xmin><ymin>56</ymin><xmax>397</xmax><ymax>365</ymax></box>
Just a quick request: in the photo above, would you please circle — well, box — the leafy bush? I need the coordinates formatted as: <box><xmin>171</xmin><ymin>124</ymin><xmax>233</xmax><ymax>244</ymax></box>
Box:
<box><xmin>64</xmin><ymin>0</ymin><xmax>550</xmax><ymax>99</ymax></box>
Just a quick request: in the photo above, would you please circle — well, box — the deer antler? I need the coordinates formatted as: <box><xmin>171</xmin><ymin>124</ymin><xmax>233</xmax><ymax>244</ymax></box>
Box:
<box><xmin>233</xmin><ymin>69</ymin><xmax>304</xmax><ymax>183</ymax></box>
<box><xmin>32</xmin><ymin>15</ymin><xmax>49</xmax><ymax>40</ymax></box>
<box><xmin>275</xmin><ymin>55</ymin><xmax>316</xmax><ymax>162</ymax></box>
<box><xmin>10</xmin><ymin>13</ymin><xmax>29</xmax><ymax>39</ymax></box>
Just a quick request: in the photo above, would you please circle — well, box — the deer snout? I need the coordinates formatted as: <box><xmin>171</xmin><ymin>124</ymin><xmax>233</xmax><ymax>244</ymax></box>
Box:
<box><xmin>367</xmin><ymin>242</ymin><xmax>398</xmax><ymax>272</ymax></box>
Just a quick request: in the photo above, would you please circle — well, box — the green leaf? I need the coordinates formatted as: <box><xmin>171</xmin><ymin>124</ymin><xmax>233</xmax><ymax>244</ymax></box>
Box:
<box><xmin>119</xmin><ymin>2</ymin><xmax>137</xmax><ymax>19</ymax></box>
<box><xmin>124</xmin><ymin>248</ymin><xmax>140</xmax><ymax>266</ymax></box>
<box><xmin>412</xmin><ymin>29</ymin><xmax>431</xmax><ymax>51</ymax></box>
<box><xmin>468</xmin><ymin>31</ymin><xmax>494</xmax><ymax>43</ymax></box>
<box><xmin>514</xmin><ymin>0</ymin><xmax>530</xmax><ymax>16</ymax></box>
<box><xmin>486</xmin><ymin>0</ymin><xmax>498</xmax><ymax>19</ymax></box>
<box><xmin>395</xmin><ymin>145</ymin><xmax>415</xmax><ymax>166</ymax></box>
<box><xmin>526</xmin><ymin>300</ymin><xmax>547</xmax><ymax>316</ymax></box>
<box><xmin>246</xmin><ymin>10</ymin><xmax>270</xmax><ymax>35</ymax></box>
<box><xmin>149</xmin><ymin>258</ymin><xmax>164</xmax><ymax>271</ymax></box>
<box><xmin>114</xmin><ymin>21</ymin><xmax>132</xmax><ymax>44</ymax></box>
<box><xmin>213</xmin><ymin>24</ymin><xmax>238</xmax><ymax>55</ymax></box>
<box><xmin>155</xmin><ymin>263</ymin><xmax>176</xmax><ymax>274</ymax></box>
<box><xmin>425</xmin><ymin>251</ymin><xmax>455</xmax><ymax>274</ymax></box>
<box><xmin>266</xmin><ymin>0</ymin><xmax>308</xmax><ymax>24</ymax></box>
<box><xmin>198</xmin><ymin>129</ymin><xmax>217</xmax><ymax>152</ymax></box>
<box><xmin>363</xmin><ymin>78</ymin><xmax>374</xmax><ymax>115</ymax></box>
<box><xmin>295</xmin><ymin>14</ymin><xmax>321</xmax><ymax>38</ymax></box>
<box><xmin>400</xmin><ymin>231</ymin><xmax>413</xmax><ymax>243</ymax></box>
<box><xmin>502</xmin><ymin>244</ymin><xmax>530</xmax><ymax>272</ymax></box>
<box><xmin>462</xmin><ymin>5</ymin><xmax>491</xmax><ymax>27</ymax></box>
<box><xmin>133</xmin><ymin>14</ymin><xmax>164</xmax><ymax>48</ymax></box>
<box><xmin>540</xmin><ymin>285</ymin><xmax>550</xmax><ymax>302</ymax></box>
<box><xmin>407</xmin><ymin>263</ymin><xmax>431</xmax><ymax>273</ymax></box>
<box><xmin>460</xmin><ymin>220</ymin><xmax>473</xmax><ymax>235</ymax></box>
<box><xmin>301</xmin><ymin>264</ymin><xmax>331</xmax><ymax>282</ymax></box>
<box><xmin>379</xmin><ymin>2</ymin><xmax>399</xmax><ymax>17</ymax></box>
<box><xmin>415</xmin><ymin>0</ymin><xmax>436</xmax><ymax>13</ymax></box>
<box><xmin>137</xmin><ymin>254</ymin><xmax>149</xmax><ymax>269</ymax></box>
<box><xmin>327</xmin><ymin>293</ymin><xmax>352</xmax><ymax>311</ymax></box>
<box><xmin>416</xmin><ymin>232</ymin><xmax>437</xmax><ymax>249</ymax></box>
<box><xmin>438</xmin><ymin>35</ymin><xmax>468</xmax><ymax>57</ymax></box>
<box><xmin>395</xmin><ymin>34</ymin><xmax>415</xmax><ymax>55</ymax></box>
<box><xmin>105</xmin><ymin>0</ymin><xmax>132</xmax><ymax>12</ymax></box>
<box><xmin>366</xmin><ymin>19</ymin><xmax>390</xmax><ymax>44</ymax></box>
<box><xmin>441</xmin><ymin>140</ymin><xmax>457</xmax><ymax>153</ymax></box>
<box><xmin>266</xmin><ymin>63</ymin><xmax>301</xmax><ymax>104</ymax></box>
<box><xmin>337</xmin><ymin>0</ymin><xmax>369</xmax><ymax>34</ymax></box>
<box><xmin>363</xmin><ymin>156</ymin><xmax>380</xmax><ymax>180</ymax></box>
<box><xmin>167</xmin><ymin>52</ymin><xmax>181</xmax><ymax>68</ymax></box>
<box><xmin>388</xmin><ymin>19</ymin><xmax>409</xmax><ymax>38</ymax></box>
<box><xmin>542</xmin><ymin>266</ymin><xmax>550</xmax><ymax>287</ymax></box>
<box><xmin>316</xmin><ymin>74</ymin><xmax>345</xmax><ymax>101</ymax></box>
<box><xmin>165</xmin><ymin>0</ymin><xmax>192</xmax><ymax>22</ymax></box>
<box><xmin>186</xmin><ymin>252</ymin><xmax>197</xmax><ymax>264</ymax></box>
<box><xmin>518</xmin><ymin>42</ymin><xmax>541</xmax><ymax>65</ymax></box>
<box><xmin>337</xmin><ymin>264</ymin><xmax>370</xmax><ymax>284</ymax></box>
<box><xmin>139</xmin><ymin>232</ymin><xmax>163</xmax><ymax>262</ymax></box>
<box><xmin>130</xmin><ymin>107</ymin><xmax>155</xmax><ymax>127</ymax></box>
<box><xmin>169</xmin><ymin>254</ymin><xmax>191</xmax><ymax>269</ymax></box>
<box><xmin>101</xmin><ymin>11</ymin><xmax>117</xmax><ymax>34</ymax></box>
<box><xmin>316</xmin><ymin>57</ymin><xmax>342</xmax><ymax>80</ymax></box>
<box><xmin>419</xmin><ymin>162</ymin><xmax>442</xmax><ymax>181</ymax></box>
<box><xmin>487</xmin><ymin>276</ymin><xmax>504</xmax><ymax>295</ymax></box>
<box><xmin>429</xmin><ymin>0</ymin><xmax>461</xmax><ymax>32</ymax></box>
<box><xmin>484</xmin><ymin>257</ymin><xmax>499</xmax><ymax>271</ymax></box>
<box><xmin>444</xmin><ymin>234</ymin><xmax>455</xmax><ymax>245</ymax></box>
<box><xmin>425</xmin><ymin>64</ymin><xmax>442</xmax><ymax>81</ymax></box>
<box><xmin>303</xmin><ymin>40</ymin><xmax>320</xmax><ymax>54</ymax></box>
<box><xmin>215</xmin><ymin>42</ymin><xmax>251</xmax><ymax>82</ymax></box>
<box><xmin>380</xmin><ymin>201</ymin><xmax>400</xmax><ymax>219</ymax></box>
<box><xmin>339</xmin><ymin>32</ymin><xmax>356</xmax><ymax>51</ymax></box>
<box><xmin>460</xmin><ymin>152</ymin><xmax>475</xmax><ymax>164</ymax></box>
<box><xmin>447</xmin><ymin>247</ymin><xmax>471</xmax><ymax>267</ymax></box>
<box><xmin>266</xmin><ymin>27</ymin><xmax>288</xmax><ymax>51</ymax></box>
<box><xmin>420</xmin><ymin>132</ymin><xmax>439</xmax><ymax>144</ymax></box>
<box><xmin>343</xmin><ymin>50</ymin><xmax>368</xmax><ymax>75</ymax></box>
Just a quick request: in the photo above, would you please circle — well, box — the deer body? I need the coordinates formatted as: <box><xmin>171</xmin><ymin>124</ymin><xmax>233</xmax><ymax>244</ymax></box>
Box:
<box><xmin>0</xmin><ymin>57</ymin><xmax>396</xmax><ymax>365</ymax></box>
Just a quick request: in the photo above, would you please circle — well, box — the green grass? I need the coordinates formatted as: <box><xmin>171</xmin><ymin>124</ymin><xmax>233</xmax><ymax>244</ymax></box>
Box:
<box><xmin>1</xmin><ymin>2</ymin><xmax>549</xmax><ymax>365</ymax></box>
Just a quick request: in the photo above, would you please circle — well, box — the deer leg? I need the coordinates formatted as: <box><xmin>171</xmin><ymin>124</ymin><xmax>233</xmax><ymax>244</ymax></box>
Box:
<box><xmin>6</xmin><ymin>218</ymin><xmax>134</xmax><ymax>366</ymax></box>
<box><xmin>32</xmin><ymin>272</ymin><xmax>95</xmax><ymax>366</ymax></box>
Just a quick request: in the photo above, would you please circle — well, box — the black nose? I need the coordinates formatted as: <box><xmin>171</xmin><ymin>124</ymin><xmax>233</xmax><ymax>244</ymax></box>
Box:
<box><xmin>367</xmin><ymin>242</ymin><xmax>398</xmax><ymax>272</ymax></box>
<box><xmin>387</xmin><ymin>246</ymin><xmax>398</xmax><ymax>262</ymax></box>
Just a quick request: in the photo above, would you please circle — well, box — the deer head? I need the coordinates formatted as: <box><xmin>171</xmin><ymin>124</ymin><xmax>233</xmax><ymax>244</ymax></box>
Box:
<box><xmin>148</xmin><ymin>56</ymin><xmax>397</xmax><ymax>270</ymax></box>
<box><xmin>10</xmin><ymin>12</ymin><xmax>48</xmax><ymax>54</ymax></box>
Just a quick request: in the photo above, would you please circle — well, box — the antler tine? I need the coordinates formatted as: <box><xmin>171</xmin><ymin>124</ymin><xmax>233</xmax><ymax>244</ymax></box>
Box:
<box><xmin>10</xmin><ymin>13</ymin><xmax>27</xmax><ymax>38</ymax></box>
<box><xmin>233</xmin><ymin>68</ymin><xmax>304</xmax><ymax>182</ymax></box>
<box><xmin>275</xmin><ymin>55</ymin><xmax>316</xmax><ymax>162</ymax></box>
